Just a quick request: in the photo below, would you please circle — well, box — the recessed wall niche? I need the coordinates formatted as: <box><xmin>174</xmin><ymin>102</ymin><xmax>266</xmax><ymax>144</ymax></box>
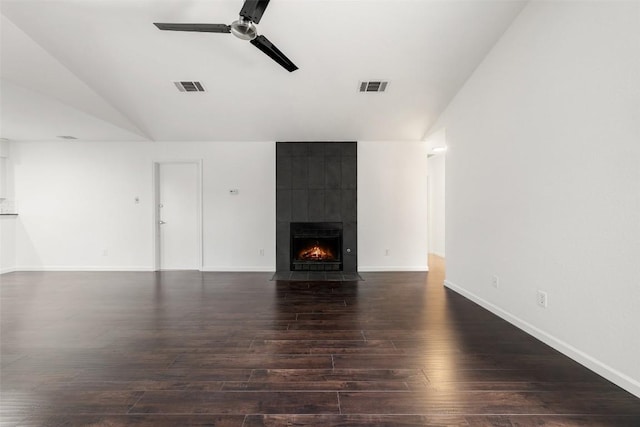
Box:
<box><xmin>276</xmin><ymin>142</ymin><xmax>357</xmax><ymax>273</ymax></box>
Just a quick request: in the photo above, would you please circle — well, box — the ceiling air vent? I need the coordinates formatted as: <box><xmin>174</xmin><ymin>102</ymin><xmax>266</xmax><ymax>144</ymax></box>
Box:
<box><xmin>174</xmin><ymin>81</ymin><xmax>205</xmax><ymax>92</ymax></box>
<box><xmin>359</xmin><ymin>80</ymin><xmax>389</xmax><ymax>93</ymax></box>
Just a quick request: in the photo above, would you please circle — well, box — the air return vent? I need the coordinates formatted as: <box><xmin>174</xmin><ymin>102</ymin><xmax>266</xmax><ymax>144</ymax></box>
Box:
<box><xmin>359</xmin><ymin>80</ymin><xmax>389</xmax><ymax>93</ymax></box>
<box><xmin>57</xmin><ymin>135</ymin><xmax>78</xmax><ymax>140</ymax></box>
<box><xmin>174</xmin><ymin>81</ymin><xmax>205</xmax><ymax>92</ymax></box>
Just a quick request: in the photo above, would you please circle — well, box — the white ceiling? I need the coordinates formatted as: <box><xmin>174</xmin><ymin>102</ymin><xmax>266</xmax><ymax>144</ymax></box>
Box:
<box><xmin>0</xmin><ymin>0</ymin><xmax>526</xmax><ymax>143</ymax></box>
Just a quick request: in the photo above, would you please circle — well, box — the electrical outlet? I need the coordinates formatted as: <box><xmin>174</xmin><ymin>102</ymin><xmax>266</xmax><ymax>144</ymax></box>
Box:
<box><xmin>537</xmin><ymin>290</ymin><xmax>548</xmax><ymax>308</ymax></box>
<box><xmin>492</xmin><ymin>275</ymin><xmax>499</xmax><ymax>289</ymax></box>
<box><xmin>102</xmin><ymin>249</ymin><xmax>108</xmax><ymax>257</ymax></box>
<box><xmin>385</xmin><ymin>249</ymin><xmax>390</xmax><ymax>256</ymax></box>
<box><xmin>259</xmin><ymin>248</ymin><xmax>264</xmax><ymax>256</ymax></box>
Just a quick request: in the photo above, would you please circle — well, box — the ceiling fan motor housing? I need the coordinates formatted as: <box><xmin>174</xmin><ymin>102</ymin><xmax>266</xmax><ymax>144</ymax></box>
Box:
<box><xmin>230</xmin><ymin>17</ymin><xmax>257</xmax><ymax>40</ymax></box>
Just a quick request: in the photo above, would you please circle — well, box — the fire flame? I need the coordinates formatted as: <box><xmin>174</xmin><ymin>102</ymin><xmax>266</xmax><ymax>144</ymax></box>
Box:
<box><xmin>298</xmin><ymin>242</ymin><xmax>335</xmax><ymax>261</ymax></box>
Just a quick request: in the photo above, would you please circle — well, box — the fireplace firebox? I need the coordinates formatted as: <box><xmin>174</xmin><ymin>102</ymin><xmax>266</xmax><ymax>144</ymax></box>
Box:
<box><xmin>290</xmin><ymin>222</ymin><xmax>343</xmax><ymax>271</ymax></box>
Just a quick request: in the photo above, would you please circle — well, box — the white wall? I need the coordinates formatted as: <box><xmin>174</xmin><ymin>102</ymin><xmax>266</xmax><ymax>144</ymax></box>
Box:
<box><xmin>358</xmin><ymin>141</ymin><xmax>429</xmax><ymax>271</ymax></box>
<box><xmin>433</xmin><ymin>1</ymin><xmax>640</xmax><ymax>396</ymax></box>
<box><xmin>427</xmin><ymin>152</ymin><xmax>445</xmax><ymax>257</ymax></box>
<box><xmin>154</xmin><ymin>142</ymin><xmax>276</xmax><ymax>271</ymax></box>
<box><xmin>7</xmin><ymin>140</ymin><xmax>430</xmax><ymax>273</ymax></box>
<box><xmin>10</xmin><ymin>140</ymin><xmax>276</xmax><ymax>271</ymax></box>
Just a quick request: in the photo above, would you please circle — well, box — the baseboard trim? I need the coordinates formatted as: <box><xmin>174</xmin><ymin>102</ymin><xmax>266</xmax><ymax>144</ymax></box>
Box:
<box><xmin>11</xmin><ymin>266</ymin><xmax>156</xmax><ymax>272</ymax></box>
<box><xmin>359</xmin><ymin>266</ymin><xmax>429</xmax><ymax>272</ymax></box>
<box><xmin>5</xmin><ymin>266</ymin><xmax>432</xmax><ymax>274</ymax></box>
<box><xmin>444</xmin><ymin>279</ymin><xmax>640</xmax><ymax>399</ymax></box>
<box><xmin>201</xmin><ymin>266</ymin><xmax>275</xmax><ymax>272</ymax></box>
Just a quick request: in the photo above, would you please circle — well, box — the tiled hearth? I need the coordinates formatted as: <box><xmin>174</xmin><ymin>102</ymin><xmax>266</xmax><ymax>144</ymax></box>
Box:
<box><xmin>271</xmin><ymin>271</ymin><xmax>362</xmax><ymax>281</ymax></box>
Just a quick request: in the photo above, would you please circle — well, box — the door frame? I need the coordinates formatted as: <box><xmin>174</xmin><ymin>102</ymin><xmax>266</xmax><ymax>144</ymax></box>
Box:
<box><xmin>152</xmin><ymin>160</ymin><xmax>203</xmax><ymax>271</ymax></box>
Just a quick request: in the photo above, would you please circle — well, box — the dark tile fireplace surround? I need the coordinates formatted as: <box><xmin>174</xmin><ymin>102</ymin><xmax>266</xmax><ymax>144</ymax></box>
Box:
<box><xmin>274</xmin><ymin>142</ymin><xmax>359</xmax><ymax>281</ymax></box>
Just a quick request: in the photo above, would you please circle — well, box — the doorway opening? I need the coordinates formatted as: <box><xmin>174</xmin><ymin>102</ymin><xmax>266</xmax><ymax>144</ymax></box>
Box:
<box><xmin>426</xmin><ymin>129</ymin><xmax>446</xmax><ymax>260</ymax></box>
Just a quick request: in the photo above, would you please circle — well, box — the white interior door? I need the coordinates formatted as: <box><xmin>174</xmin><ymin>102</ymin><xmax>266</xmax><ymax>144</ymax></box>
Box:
<box><xmin>157</xmin><ymin>162</ymin><xmax>200</xmax><ymax>270</ymax></box>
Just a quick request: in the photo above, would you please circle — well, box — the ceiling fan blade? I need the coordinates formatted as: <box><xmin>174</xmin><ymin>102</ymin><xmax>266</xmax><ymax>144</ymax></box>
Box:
<box><xmin>250</xmin><ymin>35</ymin><xmax>298</xmax><ymax>72</ymax></box>
<box><xmin>154</xmin><ymin>23</ymin><xmax>231</xmax><ymax>33</ymax></box>
<box><xmin>239</xmin><ymin>0</ymin><xmax>270</xmax><ymax>24</ymax></box>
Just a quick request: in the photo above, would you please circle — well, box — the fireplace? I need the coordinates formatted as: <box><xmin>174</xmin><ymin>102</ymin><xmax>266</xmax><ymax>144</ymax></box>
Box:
<box><xmin>276</xmin><ymin>142</ymin><xmax>357</xmax><ymax>274</ymax></box>
<box><xmin>290</xmin><ymin>222</ymin><xmax>343</xmax><ymax>271</ymax></box>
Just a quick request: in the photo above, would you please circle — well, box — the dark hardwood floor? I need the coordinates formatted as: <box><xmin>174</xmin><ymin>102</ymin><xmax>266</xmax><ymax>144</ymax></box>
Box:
<box><xmin>1</xmin><ymin>256</ymin><xmax>639</xmax><ymax>426</ymax></box>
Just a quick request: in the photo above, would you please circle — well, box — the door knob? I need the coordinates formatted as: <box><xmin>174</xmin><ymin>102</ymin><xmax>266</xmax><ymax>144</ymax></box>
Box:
<box><xmin>159</xmin><ymin>220</ymin><xmax>166</xmax><ymax>225</ymax></box>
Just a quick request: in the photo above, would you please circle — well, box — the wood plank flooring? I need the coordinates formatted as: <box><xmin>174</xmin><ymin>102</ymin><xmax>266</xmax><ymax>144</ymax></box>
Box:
<box><xmin>1</xmin><ymin>256</ymin><xmax>639</xmax><ymax>426</ymax></box>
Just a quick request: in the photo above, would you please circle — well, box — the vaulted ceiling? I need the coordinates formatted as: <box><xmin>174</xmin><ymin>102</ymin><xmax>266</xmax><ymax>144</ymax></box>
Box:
<box><xmin>0</xmin><ymin>0</ymin><xmax>526</xmax><ymax>142</ymax></box>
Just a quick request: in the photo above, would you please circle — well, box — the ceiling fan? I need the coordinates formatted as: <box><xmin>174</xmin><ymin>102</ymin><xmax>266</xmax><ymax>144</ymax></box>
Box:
<box><xmin>154</xmin><ymin>0</ymin><xmax>298</xmax><ymax>72</ymax></box>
